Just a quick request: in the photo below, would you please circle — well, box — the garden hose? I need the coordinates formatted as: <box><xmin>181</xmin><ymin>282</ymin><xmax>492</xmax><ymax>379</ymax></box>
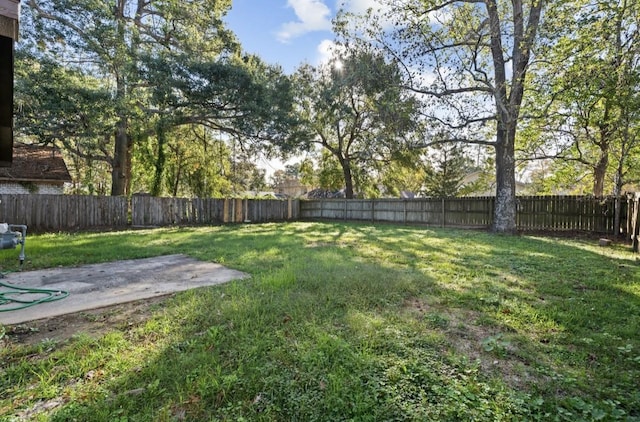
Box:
<box><xmin>0</xmin><ymin>224</ymin><xmax>69</xmax><ymax>312</ymax></box>
<box><xmin>0</xmin><ymin>279</ymin><xmax>69</xmax><ymax>312</ymax></box>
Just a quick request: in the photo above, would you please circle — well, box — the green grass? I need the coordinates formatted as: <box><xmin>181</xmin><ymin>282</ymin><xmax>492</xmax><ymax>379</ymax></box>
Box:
<box><xmin>1</xmin><ymin>222</ymin><xmax>639</xmax><ymax>421</ymax></box>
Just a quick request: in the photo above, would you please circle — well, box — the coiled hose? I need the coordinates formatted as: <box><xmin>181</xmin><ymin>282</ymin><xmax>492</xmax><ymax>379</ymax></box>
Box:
<box><xmin>0</xmin><ymin>280</ymin><xmax>69</xmax><ymax>312</ymax></box>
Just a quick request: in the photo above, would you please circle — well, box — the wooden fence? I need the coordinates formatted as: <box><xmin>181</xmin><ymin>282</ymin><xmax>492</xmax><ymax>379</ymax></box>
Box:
<box><xmin>0</xmin><ymin>194</ymin><xmax>633</xmax><ymax>238</ymax></box>
<box><xmin>131</xmin><ymin>196</ymin><xmax>299</xmax><ymax>226</ymax></box>
<box><xmin>300</xmin><ymin>196</ymin><xmax>626</xmax><ymax>234</ymax></box>
<box><xmin>0</xmin><ymin>195</ymin><xmax>299</xmax><ymax>232</ymax></box>
<box><xmin>0</xmin><ymin>194</ymin><xmax>128</xmax><ymax>232</ymax></box>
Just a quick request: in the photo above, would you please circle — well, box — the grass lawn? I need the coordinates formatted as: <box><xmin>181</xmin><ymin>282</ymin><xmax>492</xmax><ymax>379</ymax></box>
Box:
<box><xmin>1</xmin><ymin>222</ymin><xmax>639</xmax><ymax>421</ymax></box>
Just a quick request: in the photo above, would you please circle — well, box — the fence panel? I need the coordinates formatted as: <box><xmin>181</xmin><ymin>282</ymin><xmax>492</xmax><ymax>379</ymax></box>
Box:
<box><xmin>301</xmin><ymin>196</ymin><xmax>626</xmax><ymax>234</ymax></box>
<box><xmin>131</xmin><ymin>196</ymin><xmax>296</xmax><ymax>226</ymax></box>
<box><xmin>0</xmin><ymin>194</ymin><xmax>128</xmax><ymax>232</ymax></box>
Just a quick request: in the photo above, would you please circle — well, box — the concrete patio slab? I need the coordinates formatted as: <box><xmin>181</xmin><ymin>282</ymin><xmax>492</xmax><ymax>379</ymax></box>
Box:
<box><xmin>0</xmin><ymin>254</ymin><xmax>249</xmax><ymax>325</ymax></box>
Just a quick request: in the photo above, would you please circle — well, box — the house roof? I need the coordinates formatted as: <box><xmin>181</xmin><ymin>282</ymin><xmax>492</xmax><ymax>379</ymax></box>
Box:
<box><xmin>0</xmin><ymin>0</ymin><xmax>20</xmax><ymax>20</ymax></box>
<box><xmin>0</xmin><ymin>143</ymin><xmax>72</xmax><ymax>183</ymax></box>
<box><xmin>0</xmin><ymin>0</ymin><xmax>20</xmax><ymax>40</ymax></box>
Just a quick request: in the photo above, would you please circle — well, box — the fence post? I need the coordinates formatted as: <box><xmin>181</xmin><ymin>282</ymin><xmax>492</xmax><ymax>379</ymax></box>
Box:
<box><xmin>223</xmin><ymin>199</ymin><xmax>229</xmax><ymax>223</ymax></box>
<box><xmin>441</xmin><ymin>198</ymin><xmax>445</xmax><ymax>228</ymax></box>
<box><xmin>344</xmin><ymin>199</ymin><xmax>348</xmax><ymax>221</ymax></box>
<box><xmin>371</xmin><ymin>200</ymin><xmax>375</xmax><ymax>223</ymax></box>
<box><xmin>627</xmin><ymin>194</ymin><xmax>633</xmax><ymax>238</ymax></box>
<box><xmin>236</xmin><ymin>199</ymin><xmax>243</xmax><ymax>223</ymax></box>
<box><xmin>403</xmin><ymin>200</ymin><xmax>407</xmax><ymax>225</ymax></box>
<box><xmin>632</xmin><ymin>193</ymin><xmax>640</xmax><ymax>253</ymax></box>
<box><xmin>613</xmin><ymin>195</ymin><xmax>622</xmax><ymax>238</ymax></box>
<box><xmin>232</xmin><ymin>198</ymin><xmax>236</xmax><ymax>223</ymax></box>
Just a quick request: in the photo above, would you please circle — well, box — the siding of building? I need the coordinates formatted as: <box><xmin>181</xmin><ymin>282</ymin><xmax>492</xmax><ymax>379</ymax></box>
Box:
<box><xmin>0</xmin><ymin>182</ymin><xmax>64</xmax><ymax>195</ymax></box>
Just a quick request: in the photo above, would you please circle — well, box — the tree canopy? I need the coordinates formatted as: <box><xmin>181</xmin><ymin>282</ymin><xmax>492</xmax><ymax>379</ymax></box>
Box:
<box><xmin>519</xmin><ymin>0</ymin><xmax>640</xmax><ymax>197</ymax></box>
<box><xmin>16</xmin><ymin>0</ymin><xmax>295</xmax><ymax>196</ymax></box>
<box><xmin>337</xmin><ymin>0</ymin><xmax>544</xmax><ymax>232</ymax></box>
<box><xmin>290</xmin><ymin>49</ymin><xmax>420</xmax><ymax>199</ymax></box>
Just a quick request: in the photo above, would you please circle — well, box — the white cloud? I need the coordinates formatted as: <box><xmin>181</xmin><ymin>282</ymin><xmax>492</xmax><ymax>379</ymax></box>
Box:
<box><xmin>277</xmin><ymin>0</ymin><xmax>333</xmax><ymax>43</ymax></box>
<box><xmin>315</xmin><ymin>39</ymin><xmax>349</xmax><ymax>66</ymax></box>
<box><xmin>316</xmin><ymin>39</ymin><xmax>336</xmax><ymax>65</ymax></box>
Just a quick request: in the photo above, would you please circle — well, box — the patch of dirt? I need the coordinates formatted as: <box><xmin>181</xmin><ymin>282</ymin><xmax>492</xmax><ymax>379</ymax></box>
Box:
<box><xmin>3</xmin><ymin>295</ymin><xmax>172</xmax><ymax>346</ymax></box>
<box><xmin>403</xmin><ymin>297</ymin><xmax>545</xmax><ymax>390</ymax></box>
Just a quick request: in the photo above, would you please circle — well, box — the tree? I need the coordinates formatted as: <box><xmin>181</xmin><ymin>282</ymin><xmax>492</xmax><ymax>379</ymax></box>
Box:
<box><xmin>291</xmin><ymin>49</ymin><xmax>419</xmax><ymax>199</ymax></box>
<box><xmin>147</xmin><ymin>53</ymin><xmax>297</xmax><ymax>148</ymax></box>
<box><xmin>14</xmin><ymin>50</ymin><xmax>120</xmax><ymax>193</ymax></box>
<box><xmin>423</xmin><ymin>144</ymin><xmax>474</xmax><ymax>197</ymax></box>
<box><xmin>317</xmin><ymin>151</ymin><xmax>346</xmax><ymax>192</ymax></box>
<box><xmin>132</xmin><ymin>125</ymin><xmax>236</xmax><ymax>197</ymax></box>
<box><xmin>20</xmin><ymin>0</ymin><xmax>247</xmax><ymax>195</ymax></box>
<box><xmin>284</xmin><ymin>158</ymin><xmax>317</xmax><ymax>188</ymax></box>
<box><xmin>519</xmin><ymin>0</ymin><xmax>640</xmax><ymax>198</ymax></box>
<box><xmin>339</xmin><ymin>0</ymin><xmax>544</xmax><ymax>232</ymax></box>
<box><xmin>269</xmin><ymin>170</ymin><xmax>288</xmax><ymax>189</ymax></box>
<box><xmin>378</xmin><ymin>150</ymin><xmax>427</xmax><ymax>197</ymax></box>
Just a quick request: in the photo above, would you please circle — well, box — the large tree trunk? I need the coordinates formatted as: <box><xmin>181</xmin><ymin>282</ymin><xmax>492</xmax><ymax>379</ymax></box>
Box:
<box><xmin>485</xmin><ymin>0</ymin><xmax>542</xmax><ymax>233</ymax></box>
<box><xmin>492</xmin><ymin>120</ymin><xmax>517</xmax><ymax>233</ymax></box>
<box><xmin>341</xmin><ymin>157</ymin><xmax>355</xmax><ymax>199</ymax></box>
<box><xmin>111</xmin><ymin>6</ymin><xmax>130</xmax><ymax>197</ymax></box>
<box><xmin>111</xmin><ymin>116</ymin><xmax>129</xmax><ymax>196</ymax></box>
<box><xmin>593</xmin><ymin>152</ymin><xmax>609</xmax><ymax>197</ymax></box>
<box><xmin>151</xmin><ymin>124</ymin><xmax>166</xmax><ymax>197</ymax></box>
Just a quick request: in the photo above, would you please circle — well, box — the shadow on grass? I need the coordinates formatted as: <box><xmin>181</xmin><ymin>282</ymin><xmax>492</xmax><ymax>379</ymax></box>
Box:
<box><xmin>343</xmin><ymin>224</ymin><xmax>640</xmax><ymax>417</ymax></box>
<box><xmin>2</xmin><ymin>222</ymin><xmax>638</xmax><ymax>420</ymax></box>
<box><xmin>42</xmin><ymin>249</ymin><xmax>538</xmax><ymax>420</ymax></box>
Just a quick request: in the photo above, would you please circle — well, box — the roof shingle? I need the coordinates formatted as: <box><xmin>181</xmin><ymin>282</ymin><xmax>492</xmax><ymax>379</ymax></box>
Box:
<box><xmin>0</xmin><ymin>143</ymin><xmax>72</xmax><ymax>183</ymax></box>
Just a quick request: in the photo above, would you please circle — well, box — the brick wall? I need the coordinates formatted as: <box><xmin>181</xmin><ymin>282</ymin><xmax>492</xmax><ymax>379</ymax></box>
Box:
<box><xmin>0</xmin><ymin>182</ymin><xmax>64</xmax><ymax>195</ymax></box>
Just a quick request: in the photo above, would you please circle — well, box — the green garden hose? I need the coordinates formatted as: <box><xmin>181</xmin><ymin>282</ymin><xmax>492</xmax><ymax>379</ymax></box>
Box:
<box><xmin>0</xmin><ymin>281</ymin><xmax>69</xmax><ymax>312</ymax></box>
<box><xmin>0</xmin><ymin>225</ymin><xmax>68</xmax><ymax>313</ymax></box>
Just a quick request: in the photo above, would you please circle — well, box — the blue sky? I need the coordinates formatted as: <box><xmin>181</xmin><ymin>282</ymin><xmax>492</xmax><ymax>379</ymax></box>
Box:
<box><xmin>224</xmin><ymin>0</ymin><xmax>384</xmax><ymax>74</ymax></box>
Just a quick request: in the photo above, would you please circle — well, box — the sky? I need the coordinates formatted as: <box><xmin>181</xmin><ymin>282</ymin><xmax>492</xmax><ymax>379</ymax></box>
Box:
<box><xmin>224</xmin><ymin>0</ymin><xmax>383</xmax><ymax>74</ymax></box>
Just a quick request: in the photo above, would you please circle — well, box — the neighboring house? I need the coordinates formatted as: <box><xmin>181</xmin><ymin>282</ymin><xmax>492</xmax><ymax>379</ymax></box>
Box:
<box><xmin>0</xmin><ymin>143</ymin><xmax>72</xmax><ymax>194</ymax></box>
<box><xmin>240</xmin><ymin>191</ymin><xmax>287</xmax><ymax>199</ymax></box>
<box><xmin>274</xmin><ymin>178</ymin><xmax>308</xmax><ymax>198</ymax></box>
<box><xmin>304</xmin><ymin>188</ymin><xmax>346</xmax><ymax>199</ymax></box>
